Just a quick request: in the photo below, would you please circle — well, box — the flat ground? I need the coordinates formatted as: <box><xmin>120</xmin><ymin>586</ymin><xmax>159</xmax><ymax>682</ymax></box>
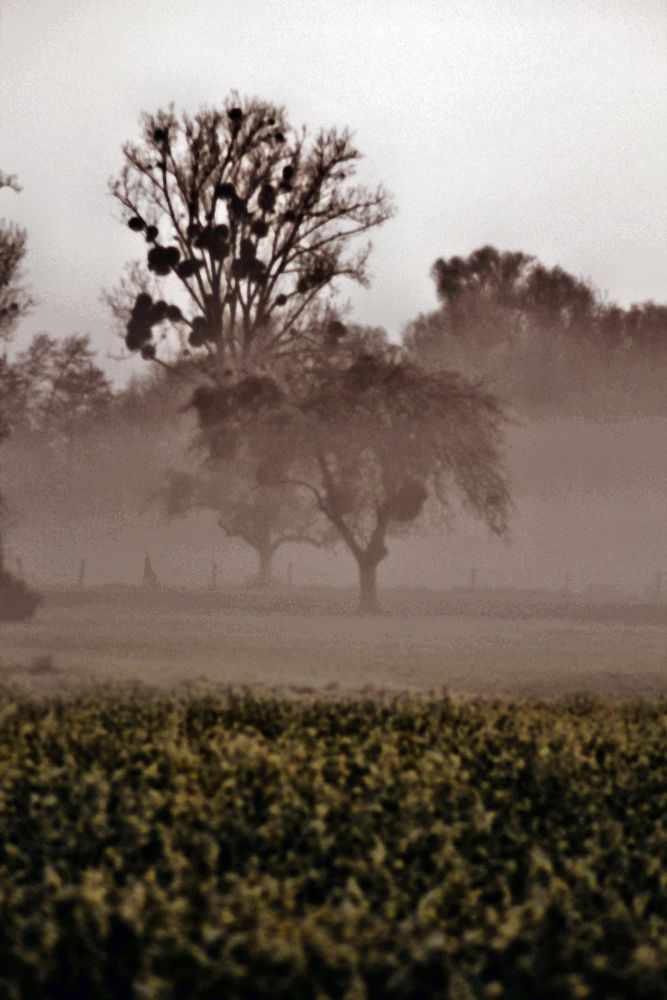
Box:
<box><xmin>2</xmin><ymin>588</ymin><xmax>665</xmax><ymax>697</ymax></box>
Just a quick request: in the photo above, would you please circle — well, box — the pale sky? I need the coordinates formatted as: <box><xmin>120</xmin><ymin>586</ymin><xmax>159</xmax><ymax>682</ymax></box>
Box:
<box><xmin>1</xmin><ymin>0</ymin><xmax>665</xmax><ymax>384</ymax></box>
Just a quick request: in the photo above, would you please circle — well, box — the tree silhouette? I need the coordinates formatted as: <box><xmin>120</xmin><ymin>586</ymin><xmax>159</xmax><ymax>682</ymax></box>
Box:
<box><xmin>191</xmin><ymin>348</ymin><xmax>510</xmax><ymax>612</ymax></box>
<box><xmin>406</xmin><ymin>245</ymin><xmax>667</xmax><ymax>414</ymax></box>
<box><xmin>111</xmin><ymin>95</ymin><xmax>393</xmax><ymax>369</ymax></box>
<box><xmin>1</xmin><ymin>335</ymin><xmax>111</xmax><ymax>619</ymax></box>
<box><xmin>143</xmin><ymin>325</ymin><xmax>384</xmax><ymax>585</ymax></box>
<box><xmin>9</xmin><ymin>334</ymin><xmax>112</xmax><ymax>443</ymax></box>
<box><xmin>429</xmin><ymin>245</ymin><xmax>597</xmax><ymax>364</ymax></box>
<box><xmin>157</xmin><ymin>460</ymin><xmax>335</xmax><ymax>588</ymax></box>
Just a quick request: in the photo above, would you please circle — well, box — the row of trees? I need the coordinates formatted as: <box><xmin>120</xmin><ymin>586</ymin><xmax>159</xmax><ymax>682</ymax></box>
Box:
<box><xmin>405</xmin><ymin>245</ymin><xmax>667</xmax><ymax>414</ymax></box>
<box><xmin>3</xmin><ymin>94</ymin><xmax>666</xmax><ymax>613</ymax></box>
<box><xmin>1</xmin><ymin>171</ymin><xmax>116</xmax><ymax>617</ymax></box>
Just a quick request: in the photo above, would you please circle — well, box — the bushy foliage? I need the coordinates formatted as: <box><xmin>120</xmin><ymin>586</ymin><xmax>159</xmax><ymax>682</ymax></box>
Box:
<box><xmin>0</xmin><ymin>691</ymin><xmax>665</xmax><ymax>998</ymax></box>
<box><xmin>192</xmin><ymin>348</ymin><xmax>510</xmax><ymax>611</ymax></box>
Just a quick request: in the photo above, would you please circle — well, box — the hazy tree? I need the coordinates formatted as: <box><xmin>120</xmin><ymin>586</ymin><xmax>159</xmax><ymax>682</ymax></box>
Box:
<box><xmin>619</xmin><ymin>301</ymin><xmax>667</xmax><ymax>362</ymax></box>
<box><xmin>158</xmin><ymin>459</ymin><xmax>334</xmax><ymax>587</ymax></box>
<box><xmin>0</xmin><ymin>172</ymin><xmax>41</xmax><ymax>620</ymax></box>
<box><xmin>0</xmin><ymin>363</ymin><xmax>9</xmax><ymax>569</ymax></box>
<box><xmin>111</xmin><ymin>94</ymin><xmax>393</xmax><ymax>369</ymax></box>
<box><xmin>108</xmin><ymin>98</ymin><xmax>394</xmax><ymax>577</ymax></box>
<box><xmin>10</xmin><ymin>333</ymin><xmax>113</xmax><ymax>443</ymax></box>
<box><xmin>0</xmin><ymin>335</ymin><xmax>112</xmax><ymax>599</ymax></box>
<box><xmin>1</xmin><ymin>359</ymin><xmax>200</xmax><ymax>593</ymax></box>
<box><xmin>405</xmin><ymin>245</ymin><xmax>666</xmax><ymax>413</ymax></box>
<box><xmin>0</xmin><ymin>356</ymin><xmax>23</xmax><ymax>445</ymax></box>
<box><xmin>411</xmin><ymin>245</ymin><xmax>597</xmax><ymax>371</ymax></box>
<box><xmin>192</xmin><ymin>349</ymin><xmax>511</xmax><ymax>612</ymax></box>
<box><xmin>167</xmin><ymin>318</ymin><xmax>387</xmax><ymax>584</ymax></box>
<box><xmin>429</xmin><ymin>245</ymin><xmax>596</xmax><ymax>332</ymax></box>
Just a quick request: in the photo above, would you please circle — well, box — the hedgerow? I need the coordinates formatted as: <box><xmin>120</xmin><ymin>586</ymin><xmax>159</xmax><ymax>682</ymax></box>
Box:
<box><xmin>0</xmin><ymin>690</ymin><xmax>665</xmax><ymax>998</ymax></box>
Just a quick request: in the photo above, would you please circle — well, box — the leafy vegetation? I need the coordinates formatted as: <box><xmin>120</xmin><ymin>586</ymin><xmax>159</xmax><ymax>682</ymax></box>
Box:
<box><xmin>405</xmin><ymin>245</ymin><xmax>667</xmax><ymax>418</ymax></box>
<box><xmin>0</xmin><ymin>691</ymin><xmax>665</xmax><ymax>998</ymax></box>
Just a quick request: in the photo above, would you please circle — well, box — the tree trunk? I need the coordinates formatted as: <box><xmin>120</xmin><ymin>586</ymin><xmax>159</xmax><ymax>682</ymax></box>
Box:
<box><xmin>358</xmin><ymin>559</ymin><xmax>381</xmax><ymax>614</ymax></box>
<box><xmin>255</xmin><ymin>543</ymin><xmax>274</xmax><ymax>588</ymax></box>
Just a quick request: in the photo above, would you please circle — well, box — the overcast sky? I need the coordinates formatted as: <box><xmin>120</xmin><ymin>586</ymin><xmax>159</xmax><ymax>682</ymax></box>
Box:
<box><xmin>1</xmin><ymin>0</ymin><xmax>665</xmax><ymax>383</ymax></box>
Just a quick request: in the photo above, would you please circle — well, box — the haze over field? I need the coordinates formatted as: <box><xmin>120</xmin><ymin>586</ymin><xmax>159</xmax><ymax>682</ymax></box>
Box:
<box><xmin>3</xmin><ymin>416</ymin><xmax>667</xmax><ymax>598</ymax></box>
<box><xmin>1</xmin><ymin>0</ymin><xmax>665</xmax><ymax>693</ymax></box>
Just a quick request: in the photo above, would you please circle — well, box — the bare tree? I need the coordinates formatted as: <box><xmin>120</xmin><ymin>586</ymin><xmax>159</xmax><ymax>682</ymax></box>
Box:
<box><xmin>111</xmin><ymin>94</ymin><xmax>393</xmax><ymax>370</ymax></box>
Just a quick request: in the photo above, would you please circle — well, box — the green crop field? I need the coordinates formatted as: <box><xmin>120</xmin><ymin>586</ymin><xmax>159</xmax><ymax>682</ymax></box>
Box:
<box><xmin>0</xmin><ymin>690</ymin><xmax>665</xmax><ymax>998</ymax></box>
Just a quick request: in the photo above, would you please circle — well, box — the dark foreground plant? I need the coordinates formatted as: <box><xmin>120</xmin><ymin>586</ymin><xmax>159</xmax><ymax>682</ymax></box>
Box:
<box><xmin>0</xmin><ymin>691</ymin><xmax>665</xmax><ymax>998</ymax></box>
<box><xmin>0</xmin><ymin>568</ymin><xmax>42</xmax><ymax>622</ymax></box>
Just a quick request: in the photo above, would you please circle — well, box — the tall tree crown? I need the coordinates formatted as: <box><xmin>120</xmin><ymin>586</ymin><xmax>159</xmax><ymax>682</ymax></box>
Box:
<box><xmin>191</xmin><ymin>350</ymin><xmax>510</xmax><ymax>557</ymax></box>
<box><xmin>111</xmin><ymin>95</ymin><xmax>393</xmax><ymax>369</ymax></box>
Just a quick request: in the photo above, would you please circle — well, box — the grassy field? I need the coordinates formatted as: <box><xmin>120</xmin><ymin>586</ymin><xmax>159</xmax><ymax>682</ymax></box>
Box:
<box><xmin>0</xmin><ymin>690</ymin><xmax>665</xmax><ymax>998</ymax></box>
<box><xmin>1</xmin><ymin>589</ymin><xmax>665</xmax><ymax>698</ymax></box>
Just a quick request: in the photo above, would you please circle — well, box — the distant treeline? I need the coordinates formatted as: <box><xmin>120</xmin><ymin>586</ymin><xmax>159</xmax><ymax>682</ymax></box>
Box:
<box><xmin>404</xmin><ymin>245</ymin><xmax>667</xmax><ymax>418</ymax></box>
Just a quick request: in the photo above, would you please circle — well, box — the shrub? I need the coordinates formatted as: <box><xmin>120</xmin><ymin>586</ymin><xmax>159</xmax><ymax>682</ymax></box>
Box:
<box><xmin>0</xmin><ymin>569</ymin><xmax>42</xmax><ymax>622</ymax></box>
<box><xmin>0</xmin><ymin>693</ymin><xmax>665</xmax><ymax>997</ymax></box>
